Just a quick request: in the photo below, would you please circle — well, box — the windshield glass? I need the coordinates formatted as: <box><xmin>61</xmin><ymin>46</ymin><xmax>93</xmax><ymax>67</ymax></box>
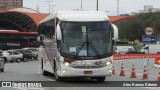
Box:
<box><xmin>60</xmin><ymin>21</ymin><xmax>112</xmax><ymax>59</ymax></box>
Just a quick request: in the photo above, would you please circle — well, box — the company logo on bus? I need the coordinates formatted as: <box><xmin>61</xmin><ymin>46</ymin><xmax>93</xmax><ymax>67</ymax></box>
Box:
<box><xmin>86</xmin><ymin>65</ymin><xmax>91</xmax><ymax>69</ymax></box>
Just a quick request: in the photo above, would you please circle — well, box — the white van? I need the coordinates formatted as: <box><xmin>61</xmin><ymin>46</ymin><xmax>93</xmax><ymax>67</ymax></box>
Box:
<box><xmin>140</xmin><ymin>44</ymin><xmax>160</xmax><ymax>54</ymax></box>
<box><xmin>115</xmin><ymin>46</ymin><xmax>134</xmax><ymax>54</ymax></box>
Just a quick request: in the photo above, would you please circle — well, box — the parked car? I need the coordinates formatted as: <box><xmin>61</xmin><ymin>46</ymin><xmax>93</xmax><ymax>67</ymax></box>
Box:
<box><xmin>0</xmin><ymin>51</ymin><xmax>5</xmax><ymax>72</ymax></box>
<box><xmin>140</xmin><ymin>44</ymin><xmax>160</xmax><ymax>54</ymax></box>
<box><xmin>2</xmin><ymin>50</ymin><xmax>23</xmax><ymax>63</ymax></box>
<box><xmin>22</xmin><ymin>48</ymin><xmax>38</xmax><ymax>60</ymax></box>
<box><xmin>125</xmin><ymin>50</ymin><xmax>141</xmax><ymax>54</ymax></box>
<box><xmin>115</xmin><ymin>46</ymin><xmax>135</xmax><ymax>54</ymax></box>
<box><xmin>14</xmin><ymin>49</ymin><xmax>32</xmax><ymax>62</ymax></box>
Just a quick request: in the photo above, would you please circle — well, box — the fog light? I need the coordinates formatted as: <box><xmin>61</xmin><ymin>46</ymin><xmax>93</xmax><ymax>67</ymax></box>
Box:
<box><xmin>62</xmin><ymin>70</ymin><xmax>66</xmax><ymax>74</ymax></box>
<box><xmin>109</xmin><ymin>70</ymin><xmax>112</xmax><ymax>73</ymax></box>
<box><xmin>64</xmin><ymin>62</ymin><xmax>69</xmax><ymax>66</ymax></box>
<box><xmin>106</xmin><ymin>62</ymin><xmax>111</xmax><ymax>65</ymax></box>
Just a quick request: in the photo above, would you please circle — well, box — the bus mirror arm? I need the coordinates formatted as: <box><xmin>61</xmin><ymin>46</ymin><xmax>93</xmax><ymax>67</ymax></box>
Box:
<box><xmin>56</xmin><ymin>25</ymin><xmax>62</xmax><ymax>40</ymax></box>
<box><xmin>111</xmin><ymin>24</ymin><xmax>118</xmax><ymax>40</ymax></box>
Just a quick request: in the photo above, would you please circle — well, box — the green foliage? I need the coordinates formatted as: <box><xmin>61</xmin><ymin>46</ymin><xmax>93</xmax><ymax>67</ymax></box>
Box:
<box><xmin>116</xmin><ymin>12</ymin><xmax>160</xmax><ymax>41</ymax></box>
<box><xmin>116</xmin><ymin>40</ymin><xmax>128</xmax><ymax>44</ymax></box>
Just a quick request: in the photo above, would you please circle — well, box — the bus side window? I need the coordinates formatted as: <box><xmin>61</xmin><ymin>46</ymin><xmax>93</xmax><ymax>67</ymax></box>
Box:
<box><xmin>45</xmin><ymin>19</ymin><xmax>55</xmax><ymax>39</ymax></box>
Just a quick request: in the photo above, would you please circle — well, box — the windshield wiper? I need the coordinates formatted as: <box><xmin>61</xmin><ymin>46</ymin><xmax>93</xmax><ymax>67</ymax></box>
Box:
<box><xmin>89</xmin><ymin>42</ymin><xmax>101</xmax><ymax>58</ymax></box>
<box><xmin>74</xmin><ymin>41</ymin><xmax>87</xmax><ymax>58</ymax></box>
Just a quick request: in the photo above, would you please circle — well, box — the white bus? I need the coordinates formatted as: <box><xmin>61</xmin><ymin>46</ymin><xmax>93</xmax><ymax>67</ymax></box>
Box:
<box><xmin>37</xmin><ymin>11</ymin><xmax>118</xmax><ymax>82</ymax></box>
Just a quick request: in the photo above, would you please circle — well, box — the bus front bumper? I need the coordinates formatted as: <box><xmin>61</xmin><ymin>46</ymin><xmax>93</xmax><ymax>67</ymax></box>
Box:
<box><xmin>58</xmin><ymin>64</ymin><xmax>112</xmax><ymax>77</ymax></box>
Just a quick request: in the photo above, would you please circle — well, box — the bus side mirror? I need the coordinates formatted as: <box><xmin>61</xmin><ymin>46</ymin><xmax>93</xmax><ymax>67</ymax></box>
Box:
<box><xmin>111</xmin><ymin>24</ymin><xmax>118</xmax><ymax>40</ymax></box>
<box><xmin>56</xmin><ymin>24</ymin><xmax>62</xmax><ymax>40</ymax></box>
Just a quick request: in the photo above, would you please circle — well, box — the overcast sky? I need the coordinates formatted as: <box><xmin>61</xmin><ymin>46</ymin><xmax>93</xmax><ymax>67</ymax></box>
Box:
<box><xmin>23</xmin><ymin>0</ymin><xmax>160</xmax><ymax>16</ymax></box>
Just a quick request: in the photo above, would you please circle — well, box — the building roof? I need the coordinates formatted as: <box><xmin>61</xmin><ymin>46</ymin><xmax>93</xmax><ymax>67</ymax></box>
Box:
<box><xmin>0</xmin><ymin>7</ymin><xmax>49</xmax><ymax>32</ymax></box>
<box><xmin>8</xmin><ymin>7</ymin><xmax>40</xmax><ymax>13</ymax></box>
<box><xmin>108</xmin><ymin>16</ymin><xmax>132</xmax><ymax>23</ymax></box>
<box><xmin>0</xmin><ymin>7</ymin><xmax>131</xmax><ymax>32</ymax></box>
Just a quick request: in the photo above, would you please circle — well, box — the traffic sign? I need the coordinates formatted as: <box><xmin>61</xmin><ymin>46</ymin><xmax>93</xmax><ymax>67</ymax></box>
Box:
<box><xmin>145</xmin><ymin>27</ymin><xmax>153</xmax><ymax>35</ymax></box>
<box><xmin>142</xmin><ymin>36</ymin><xmax>157</xmax><ymax>43</ymax></box>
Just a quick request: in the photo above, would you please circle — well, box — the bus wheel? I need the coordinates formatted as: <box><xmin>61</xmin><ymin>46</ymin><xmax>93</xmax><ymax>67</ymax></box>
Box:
<box><xmin>96</xmin><ymin>77</ymin><xmax>106</xmax><ymax>82</ymax></box>
<box><xmin>54</xmin><ymin>64</ymin><xmax>62</xmax><ymax>81</ymax></box>
<box><xmin>16</xmin><ymin>58</ymin><xmax>21</xmax><ymax>63</ymax></box>
<box><xmin>42</xmin><ymin>70</ymin><xmax>49</xmax><ymax>76</ymax></box>
<box><xmin>41</xmin><ymin>59</ymin><xmax>49</xmax><ymax>76</ymax></box>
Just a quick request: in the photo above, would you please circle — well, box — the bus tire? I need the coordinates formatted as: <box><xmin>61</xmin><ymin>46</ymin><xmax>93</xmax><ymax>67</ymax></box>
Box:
<box><xmin>96</xmin><ymin>77</ymin><xmax>106</xmax><ymax>82</ymax></box>
<box><xmin>41</xmin><ymin>59</ymin><xmax>49</xmax><ymax>76</ymax></box>
<box><xmin>54</xmin><ymin>61</ymin><xmax>62</xmax><ymax>81</ymax></box>
<box><xmin>43</xmin><ymin>70</ymin><xmax>49</xmax><ymax>76</ymax></box>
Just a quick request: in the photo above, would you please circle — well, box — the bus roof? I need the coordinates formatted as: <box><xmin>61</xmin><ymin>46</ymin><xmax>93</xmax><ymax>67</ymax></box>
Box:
<box><xmin>40</xmin><ymin>10</ymin><xmax>109</xmax><ymax>23</ymax></box>
<box><xmin>0</xmin><ymin>30</ymin><xmax>38</xmax><ymax>35</ymax></box>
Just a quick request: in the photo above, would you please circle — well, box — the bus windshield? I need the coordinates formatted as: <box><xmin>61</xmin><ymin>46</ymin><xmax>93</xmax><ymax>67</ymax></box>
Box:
<box><xmin>60</xmin><ymin>21</ymin><xmax>112</xmax><ymax>59</ymax></box>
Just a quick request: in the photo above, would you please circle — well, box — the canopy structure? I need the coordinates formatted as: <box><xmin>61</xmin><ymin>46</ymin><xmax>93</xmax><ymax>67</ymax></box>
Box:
<box><xmin>0</xmin><ymin>7</ymin><xmax>49</xmax><ymax>32</ymax></box>
<box><xmin>109</xmin><ymin>16</ymin><xmax>132</xmax><ymax>23</ymax></box>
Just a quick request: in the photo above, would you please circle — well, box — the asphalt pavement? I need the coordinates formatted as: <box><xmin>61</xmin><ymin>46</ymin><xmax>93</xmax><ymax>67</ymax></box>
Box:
<box><xmin>0</xmin><ymin>59</ymin><xmax>160</xmax><ymax>90</ymax></box>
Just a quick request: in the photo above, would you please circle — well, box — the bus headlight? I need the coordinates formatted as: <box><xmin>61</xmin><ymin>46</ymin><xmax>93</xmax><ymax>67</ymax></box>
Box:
<box><xmin>64</xmin><ymin>62</ymin><xmax>70</xmax><ymax>66</ymax></box>
<box><xmin>106</xmin><ymin>61</ymin><xmax>111</xmax><ymax>65</ymax></box>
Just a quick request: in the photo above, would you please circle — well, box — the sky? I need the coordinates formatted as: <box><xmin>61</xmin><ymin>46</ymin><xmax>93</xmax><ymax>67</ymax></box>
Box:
<box><xmin>23</xmin><ymin>0</ymin><xmax>160</xmax><ymax>16</ymax></box>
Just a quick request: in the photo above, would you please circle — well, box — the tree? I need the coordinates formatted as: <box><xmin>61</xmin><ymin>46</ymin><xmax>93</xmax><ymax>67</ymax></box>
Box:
<box><xmin>116</xmin><ymin>12</ymin><xmax>160</xmax><ymax>41</ymax></box>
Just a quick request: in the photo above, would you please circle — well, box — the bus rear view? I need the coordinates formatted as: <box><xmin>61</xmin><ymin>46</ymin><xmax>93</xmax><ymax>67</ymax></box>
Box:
<box><xmin>38</xmin><ymin>11</ymin><xmax>118</xmax><ymax>82</ymax></box>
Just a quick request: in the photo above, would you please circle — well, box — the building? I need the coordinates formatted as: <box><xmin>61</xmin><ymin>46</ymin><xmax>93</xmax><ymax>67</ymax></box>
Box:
<box><xmin>0</xmin><ymin>0</ymin><xmax>23</xmax><ymax>11</ymax></box>
<box><xmin>131</xmin><ymin>5</ymin><xmax>160</xmax><ymax>15</ymax></box>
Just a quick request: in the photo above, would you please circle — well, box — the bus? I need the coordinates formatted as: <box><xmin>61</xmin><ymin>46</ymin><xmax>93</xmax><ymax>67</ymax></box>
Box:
<box><xmin>38</xmin><ymin>11</ymin><xmax>118</xmax><ymax>82</ymax></box>
<box><xmin>0</xmin><ymin>30</ymin><xmax>38</xmax><ymax>50</ymax></box>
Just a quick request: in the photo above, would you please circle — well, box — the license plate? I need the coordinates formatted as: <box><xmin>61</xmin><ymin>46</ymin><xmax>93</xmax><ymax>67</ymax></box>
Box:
<box><xmin>84</xmin><ymin>71</ymin><xmax>92</xmax><ymax>74</ymax></box>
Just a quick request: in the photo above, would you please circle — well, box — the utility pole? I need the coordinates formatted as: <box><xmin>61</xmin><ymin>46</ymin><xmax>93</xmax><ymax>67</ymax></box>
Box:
<box><xmin>97</xmin><ymin>0</ymin><xmax>98</xmax><ymax>11</ymax></box>
<box><xmin>36</xmin><ymin>0</ymin><xmax>39</xmax><ymax>12</ymax></box>
<box><xmin>117</xmin><ymin>0</ymin><xmax>119</xmax><ymax>16</ymax></box>
<box><xmin>106</xmin><ymin>11</ymin><xmax>110</xmax><ymax>16</ymax></box>
<box><xmin>81</xmin><ymin>0</ymin><xmax>83</xmax><ymax>10</ymax></box>
<box><xmin>46</xmin><ymin>0</ymin><xmax>53</xmax><ymax>13</ymax></box>
<box><xmin>50</xmin><ymin>5</ymin><xmax>56</xmax><ymax>13</ymax></box>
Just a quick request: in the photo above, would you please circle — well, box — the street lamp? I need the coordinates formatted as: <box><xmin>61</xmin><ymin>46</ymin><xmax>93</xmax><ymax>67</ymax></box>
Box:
<box><xmin>50</xmin><ymin>5</ymin><xmax>56</xmax><ymax>13</ymax></box>
<box><xmin>97</xmin><ymin>0</ymin><xmax>98</xmax><ymax>11</ymax></box>
<box><xmin>117</xmin><ymin>0</ymin><xmax>119</xmax><ymax>16</ymax></box>
<box><xmin>106</xmin><ymin>11</ymin><xmax>110</xmax><ymax>16</ymax></box>
<box><xmin>36</xmin><ymin>0</ymin><xmax>39</xmax><ymax>12</ymax></box>
<box><xmin>81</xmin><ymin>0</ymin><xmax>83</xmax><ymax>10</ymax></box>
<box><xmin>46</xmin><ymin>0</ymin><xmax>53</xmax><ymax>13</ymax></box>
